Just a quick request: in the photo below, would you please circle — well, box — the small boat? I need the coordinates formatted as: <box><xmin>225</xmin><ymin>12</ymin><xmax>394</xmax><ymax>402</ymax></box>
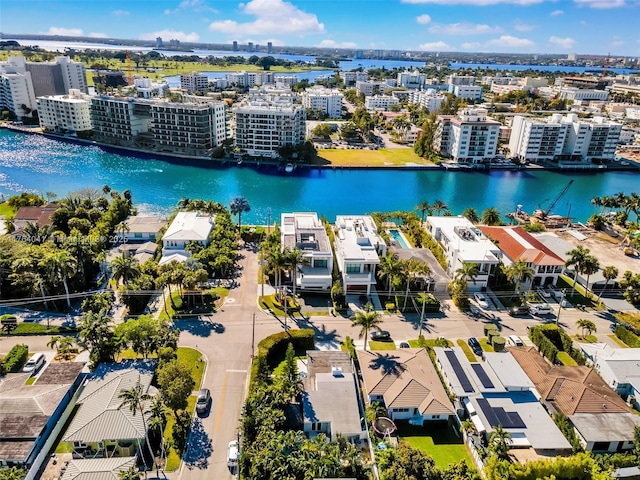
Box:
<box><xmin>284</xmin><ymin>163</ymin><xmax>294</xmax><ymax>173</ymax></box>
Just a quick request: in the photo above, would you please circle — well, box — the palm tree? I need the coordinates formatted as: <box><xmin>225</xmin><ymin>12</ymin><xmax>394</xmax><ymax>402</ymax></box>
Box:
<box><xmin>459</xmin><ymin>419</ymin><xmax>476</xmax><ymax>436</ymax></box>
<box><xmin>114</xmin><ymin>221</ymin><xmax>130</xmax><ymax>242</ymax></box>
<box><xmin>117</xmin><ymin>465</ymin><xmax>141</xmax><ymax>480</ymax></box>
<box><xmin>41</xmin><ymin>250</ymin><xmax>77</xmax><ymax>308</ymax></box>
<box><xmin>47</xmin><ymin>335</ymin><xmax>61</xmax><ymax>353</ymax></box>
<box><xmin>582</xmin><ymin>256</ymin><xmax>600</xmax><ymax>299</ymax></box>
<box><xmin>432</xmin><ymin>199</ymin><xmax>449</xmax><ymax>216</ymax></box>
<box><xmin>118</xmin><ymin>380</ymin><xmax>155</xmax><ymax>471</ymax></box>
<box><xmin>350</xmin><ymin>309</ymin><xmax>383</xmax><ymax>352</ymax></box>
<box><xmin>505</xmin><ymin>260</ymin><xmax>535</xmax><ymax>295</ymax></box>
<box><xmin>110</xmin><ymin>255</ymin><xmax>140</xmax><ymax>286</ymax></box>
<box><xmin>462</xmin><ymin>207</ymin><xmax>480</xmax><ymax>224</ymax></box>
<box><xmin>415</xmin><ymin>200</ymin><xmax>431</xmax><ymax>224</ymax></box>
<box><xmin>377</xmin><ymin>253</ymin><xmax>403</xmax><ymax>298</ymax></box>
<box><xmin>565</xmin><ymin>246</ymin><xmax>590</xmax><ymax>297</ymax></box>
<box><xmin>455</xmin><ymin>262</ymin><xmax>480</xmax><ymax>286</ymax></box>
<box><xmin>598</xmin><ymin>265</ymin><xmax>619</xmax><ymax>300</ymax></box>
<box><xmin>481</xmin><ymin>207</ymin><xmax>502</xmax><ymax>226</ymax></box>
<box><xmin>146</xmin><ymin>396</ymin><xmax>167</xmax><ymax>471</ymax></box>
<box><xmin>488</xmin><ymin>425</ymin><xmax>511</xmax><ymax>460</ymax></box>
<box><xmin>576</xmin><ymin>318</ymin><xmax>596</xmax><ymax>338</ymax></box>
<box><xmin>286</xmin><ymin>248</ymin><xmax>309</xmax><ymax>298</ymax></box>
<box><xmin>401</xmin><ymin>258</ymin><xmax>431</xmax><ymax>311</ymax></box>
<box><xmin>229</xmin><ymin>196</ymin><xmax>251</xmax><ymax>230</ymax></box>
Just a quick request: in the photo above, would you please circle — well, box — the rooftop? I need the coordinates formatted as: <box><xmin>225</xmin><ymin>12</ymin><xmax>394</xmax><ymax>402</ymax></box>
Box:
<box><xmin>281</xmin><ymin>212</ymin><xmax>331</xmax><ymax>254</ymax></box>
<box><xmin>334</xmin><ymin>215</ymin><xmax>385</xmax><ymax>263</ymax></box>
<box><xmin>124</xmin><ymin>215</ymin><xmax>166</xmax><ymax>234</ymax></box>
<box><xmin>427</xmin><ymin>216</ymin><xmax>500</xmax><ymax>264</ymax></box>
<box><xmin>162</xmin><ymin>211</ymin><xmax>214</xmax><ymax>242</ymax></box>
<box><xmin>61</xmin><ymin>456</ymin><xmax>137</xmax><ymax>480</ymax></box>
<box><xmin>478</xmin><ymin>226</ymin><xmax>565</xmax><ymax>266</ymax></box>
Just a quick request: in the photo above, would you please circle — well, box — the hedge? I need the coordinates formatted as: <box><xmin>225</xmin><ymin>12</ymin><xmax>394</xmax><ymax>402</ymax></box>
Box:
<box><xmin>492</xmin><ymin>336</ymin><xmax>506</xmax><ymax>352</ymax></box>
<box><xmin>250</xmin><ymin>329</ymin><xmax>315</xmax><ymax>384</ymax></box>
<box><xmin>615</xmin><ymin>325</ymin><xmax>640</xmax><ymax>347</ymax></box>
<box><xmin>3</xmin><ymin>344</ymin><xmax>29</xmax><ymax>373</ymax></box>
<box><xmin>529</xmin><ymin>325</ymin><xmax>586</xmax><ymax>365</ymax></box>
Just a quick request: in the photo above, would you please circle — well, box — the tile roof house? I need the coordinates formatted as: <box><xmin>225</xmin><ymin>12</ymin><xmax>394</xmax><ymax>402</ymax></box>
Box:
<box><xmin>510</xmin><ymin>346</ymin><xmax>640</xmax><ymax>452</ymax></box>
<box><xmin>62</xmin><ymin>360</ymin><xmax>157</xmax><ymax>460</ymax></box>
<box><xmin>478</xmin><ymin>226</ymin><xmax>565</xmax><ymax>289</ymax></box>
<box><xmin>0</xmin><ymin>362</ymin><xmax>85</xmax><ymax>474</ymax></box>
<box><xmin>302</xmin><ymin>351</ymin><xmax>364</xmax><ymax>442</ymax></box>
<box><xmin>123</xmin><ymin>215</ymin><xmax>166</xmax><ymax>242</ymax></box>
<box><xmin>357</xmin><ymin>349</ymin><xmax>454</xmax><ymax>425</ymax></box>
<box><xmin>12</xmin><ymin>203</ymin><xmax>59</xmax><ymax>231</ymax></box>
<box><xmin>60</xmin><ymin>456</ymin><xmax>136</xmax><ymax>480</ymax></box>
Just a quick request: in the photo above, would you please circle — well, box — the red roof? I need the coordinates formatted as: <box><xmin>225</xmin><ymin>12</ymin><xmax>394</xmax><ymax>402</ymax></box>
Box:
<box><xmin>478</xmin><ymin>226</ymin><xmax>564</xmax><ymax>266</ymax></box>
<box><xmin>13</xmin><ymin>203</ymin><xmax>58</xmax><ymax>227</ymax></box>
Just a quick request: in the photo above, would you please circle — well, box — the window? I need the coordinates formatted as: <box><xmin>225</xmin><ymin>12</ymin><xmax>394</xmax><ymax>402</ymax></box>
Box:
<box><xmin>346</xmin><ymin>264</ymin><xmax>360</xmax><ymax>274</ymax></box>
<box><xmin>134</xmin><ymin>232</ymin><xmax>142</xmax><ymax>238</ymax></box>
<box><xmin>314</xmin><ymin>259</ymin><xmax>328</xmax><ymax>268</ymax></box>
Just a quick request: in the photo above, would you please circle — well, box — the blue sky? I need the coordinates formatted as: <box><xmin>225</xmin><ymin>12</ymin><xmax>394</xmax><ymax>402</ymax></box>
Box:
<box><xmin>2</xmin><ymin>0</ymin><xmax>639</xmax><ymax>56</ymax></box>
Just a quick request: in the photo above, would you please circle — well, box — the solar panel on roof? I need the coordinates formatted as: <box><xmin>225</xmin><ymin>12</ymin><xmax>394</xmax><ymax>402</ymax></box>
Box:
<box><xmin>471</xmin><ymin>363</ymin><xmax>495</xmax><ymax>389</ymax></box>
<box><xmin>476</xmin><ymin>398</ymin><xmax>499</xmax><ymax>426</ymax></box>
<box><xmin>444</xmin><ymin>350</ymin><xmax>474</xmax><ymax>393</ymax></box>
<box><xmin>477</xmin><ymin>401</ymin><xmax>527</xmax><ymax>429</ymax></box>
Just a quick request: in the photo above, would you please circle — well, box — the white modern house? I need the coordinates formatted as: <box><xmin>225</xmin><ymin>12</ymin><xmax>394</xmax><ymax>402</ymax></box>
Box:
<box><xmin>281</xmin><ymin>212</ymin><xmax>333</xmax><ymax>291</ymax></box>
<box><xmin>160</xmin><ymin>211</ymin><xmax>215</xmax><ymax>264</ymax></box>
<box><xmin>333</xmin><ymin>215</ymin><xmax>386</xmax><ymax>295</ymax></box>
<box><xmin>425</xmin><ymin>216</ymin><xmax>500</xmax><ymax>290</ymax></box>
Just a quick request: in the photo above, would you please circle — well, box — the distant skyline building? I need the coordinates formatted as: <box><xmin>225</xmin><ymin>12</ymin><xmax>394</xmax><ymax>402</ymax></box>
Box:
<box><xmin>232</xmin><ymin>40</ymin><xmax>238</xmax><ymax>52</ymax></box>
<box><xmin>267</xmin><ymin>42</ymin><xmax>273</xmax><ymax>54</ymax></box>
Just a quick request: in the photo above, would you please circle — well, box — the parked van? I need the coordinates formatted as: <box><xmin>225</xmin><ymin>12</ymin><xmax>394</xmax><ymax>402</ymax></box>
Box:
<box><xmin>22</xmin><ymin>353</ymin><xmax>45</xmax><ymax>374</ymax></box>
<box><xmin>227</xmin><ymin>440</ymin><xmax>239</xmax><ymax>468</ymax></box>
<box><xmin>507</xmin><ymin>335</ymin><xmax>524</xmax><ymax>347</ymax></box>
<box><xmin>529</xmin><ymin>304</ymin><xmax>553</xmax><ymax>316</ymax></box>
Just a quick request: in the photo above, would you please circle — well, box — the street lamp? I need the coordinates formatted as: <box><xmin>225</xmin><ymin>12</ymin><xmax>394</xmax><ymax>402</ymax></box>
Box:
<box><xmin>557</xmin><ymin>288</ymin><xmax>566</xmax><ymax>325</ymax></box>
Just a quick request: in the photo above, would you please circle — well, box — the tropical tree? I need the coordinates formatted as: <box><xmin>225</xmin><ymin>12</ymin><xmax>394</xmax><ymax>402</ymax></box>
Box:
<box><xmin>377</xmin><ymin>253</ymin><xmax>403</xmax><ymax>298</ymax></box>
<box><xmin>459</xmin><ymin>419</ymin><xmax>476</xmax><ymax>436</ymax></box>
<box><xmin>47</xmin><ymin>336</ymin><xmax>61</xmax><ymax>353</ymax></box>
<box><xmin>229</xmin><ymin>196</ymin><xmax>251</xmax><ymax>230</ymax></box>
<box><xmin>461</xmin><ymin>207</ymin><xmax>480</xmax><ymax>224</ymax></box>
<box><xmin>400</xmin><ymin>258</ymin><xmax>431</xmax><ymax>311</ymax></box>
<box><xmin>431</xmin><ymin>199</ymin><xmax>449</xmax><ymax>216</ymax></box>
<box><xmin>350</xmin><ymin>309</ymin><xmax>383</xmax><ymax>352</ymax></box>
<box><xmin>286</xmin><ymin>248</ymin><xmax>308</xmax><ymax>298</ymax></box>
<box><xmin>41</xmin><ymin>249</ymin><xmax>77</xmax><ymax>308</ymax></box>
<box><xmin>505</xmin><ymin>260</ymin><xmax>535</xmax><ymax>295</ymax></box>
<box><xmin>481</xmin><ymin>207</ymin><xmax>502</xmax><ymax>226</ymax></box>
<box><xmin>415</xmin><ymin>200</ymin><xmax>431</xmax><ymax>223</ymax></box>
<box><xmin>576</xmin><ymin>318</ymin><xmax>596</xmax><ymax>338</ymax></box>
<box><xmin>146</xmin><ymin>396</ymin><xmax>168</xmax><ymax>471</ymax></box>
<box><xmin>117</xmin><ymin>465</ymin><xmax>140</xmax><ymax>480</ymax></box>
<box><xmin>455</xmin><ymin>262</ymin><xmax>480</xmax><ymax>286</ymax></box>
<box><xmin>565</xmin><ymin>246</ymin><xmax>591</xmax><ymax>297</ymax></box>
<box><xmin>488</xmin><ymin>425</ymin><xmax>511</xmax><ymax>460</ymax></box>
<box><xmin>110</xmin><ymin>255</ymin><xmax>140</xmax><ymax>286</ymax></box>
<box><xmin>598</xmin><ymin>265</ymin><xmax>619</xmax><ymax>300</ymax></box>
<box><xmin>118</xmin><ymin>380</ymin><xmax>155</xmax><ymax>470</ymax></box>
<box><xmin>265</xmin><ymin>247</ymin><xmax>289</xmax><ymax>299</ymax></box>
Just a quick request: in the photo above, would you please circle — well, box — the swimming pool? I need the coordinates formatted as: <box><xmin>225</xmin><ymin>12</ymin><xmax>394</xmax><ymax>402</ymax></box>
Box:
<box><xmin>388</xmin><ymin>229</ymin><xmax>410</xmax><ymax>249</ymax></box>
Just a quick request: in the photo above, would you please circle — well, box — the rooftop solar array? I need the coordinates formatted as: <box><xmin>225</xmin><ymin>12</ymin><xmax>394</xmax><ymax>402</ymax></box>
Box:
<box><xmin>476</xmin><ymin>398</ymin><xmax>526</xmax><ymax>429</ymax></box>
<box><xmin>471</xmin><ymin>363</ymin><xmax>495</xmax><ymax>389</ymax></box>
<box><xmin>445</xmin><ymin>350</ymin><xmax>474</xmax><ymax>393</ymax></box>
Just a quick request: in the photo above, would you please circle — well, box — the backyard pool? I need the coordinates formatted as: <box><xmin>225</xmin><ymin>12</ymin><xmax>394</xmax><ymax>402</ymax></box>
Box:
<box><xmin>388</xmin><ymin>229</ymin><xmax>410</xmax><ymax>249</ymax></box>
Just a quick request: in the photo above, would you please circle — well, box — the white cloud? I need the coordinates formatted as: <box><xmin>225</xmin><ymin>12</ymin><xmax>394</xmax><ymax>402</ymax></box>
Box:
<box><xmin>574</xmin><ymin>0</ymin><xmax>627</xmax><ymax>8</ymax></box>
<box><xmin>486</xmin><ymin>35</ymin><xmax>535</xmax><ymax>48</ymax></box>
<box><xmin>610</xmin><ymin>39</ymin><xmax>625</xmax><ymax>46</ymax></box>
<box><xmin>402</xmin><ymin>0</ymin><xmax>543</xmax><ymax>5</ymax></box>
<box><xmin>461</xmin><ymin>42</ymin><xmax>482</xmax><ymax>49</ymax></box>
<box><xmin>139</xmin><ymin>29</ymin><xmax>200</xmax><ymax>42</ymax></box>
<box><xmin>550</xmin><ymin>9</ymin><xmax>564</xmax><ymax>15</ymax></box>
<box><xmin>416</xmin><ymin>14</ymin><xmax>432</xmax><ymax>25</ymax></box>
<box><xmin>514</xmin><ymin>21</ymin><xmax>536</xmax><ymax>31</ymax></box>
<box><xmin>317</xmin><ymin>39</ymin><xmax>358</xmax><ymax>49</ymax></box>
<box><xmin>45</xmin><ymin>27</ymin><xmax>84</xmax><ymax>36</ymax></box>
<box><xmin>209</xmin><ymin>0</ymin><xmax>324</xmax><ymax>36</ymax></box>
<box><xmin>89</xmin><ymin>32</ymin><xmax>108</xmax><ymax>38</ymax></box>
<box><xmin>418</xmin><ymin>41</ymin><xmax>454</xmax><ymax>51</ymax></box>
<box><xmin>112</xmin><ymin>10</ymin><xmax>130</xmax><ymax>16</ymax></box>
<box><xmin>429</xmin><ymin>22</ymin><xmax>501</xmax><ymax>35</ymax></box>
<box><xmin>165</xmin><ymin>0</ymin><xmax>217</xmax><ymax>14</ymax></box>
<box><xmin>549</xmin><ymin>36</ymin><xmax>576</xmax><ymax>49</ymax></box>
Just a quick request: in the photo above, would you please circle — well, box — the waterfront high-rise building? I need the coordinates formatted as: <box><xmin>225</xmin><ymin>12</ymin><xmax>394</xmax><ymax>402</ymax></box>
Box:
<box><xmin>433</xmin><ymin>108</ymin><xmax>500</xmax><ymax>163</ymax></box>
<box><xmin>38</xmin><ymin>89</ymin><xmax>92</xmax><ymax>134</ymax></box>
<box><xmin>396</xmin><ymin>70</ymin><xmax>427</xmax><ymax>89</ymax></box>
<box><xmin>301</xmin><ymin>86</ymin><xmax>343</xmax><ymax>118</ymax></box>
<box><xmin>233</xmin><ymin>96</ymin><xmax>306</xmax><ymax>157</ymax></box>
<box><xmin>180</xmin><ymin>72</ymin><xmax>209</xmax><ymax>93</ymax></box>
<box><xmin>0</xmin><ymin>57</ymin><xmax>37</xmax><ymax>119</ymax></box>
<box><xmin>91</xmin><ymin>96</ymin><xmax>151</xmax><ymax>147</ymax></box>
<box><xmin>24</xmin><ymin>56</ymin><xmax>87</xmax><ymax>97</ymax></box>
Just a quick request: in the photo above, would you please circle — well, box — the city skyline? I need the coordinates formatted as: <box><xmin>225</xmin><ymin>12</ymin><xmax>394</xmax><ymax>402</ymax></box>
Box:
<box><xmin>1</xmin><ymin>0</ymin><xmax>640</xmax><ymax>57</ymax></box>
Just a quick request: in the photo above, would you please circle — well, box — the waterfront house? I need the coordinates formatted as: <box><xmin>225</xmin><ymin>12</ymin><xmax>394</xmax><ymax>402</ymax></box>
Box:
<box><xmin>281</xmin><ymin>213</ymin><xmax>333</xmax><ymax>292</ymax></box>
<box><xmin>0</xmin><ymin>362</ymin><xmax>85</xmax><ymax>474</ymax></box>
<box><xmin>62</xmin><ymin>361</ymin><xmax>157</xmax><ymax>460</ymax></box>
<box><xmin>12</xmin><ymin>203</ymin><xmax>58</xmax><ymax>232</ymax></box>
<box><xmin>302</xmin><ymin>351</ymin><xmax>364</xmax><ymax>442</ymax></box>
<box><xmin>357</xmin><ymin>348</ymin><xmax>454</xmax><ymax>426</ymax></box>
<box><xmin>333</xmin><ymin>215</ymin><xmax>386</xmax><ymax>295</ymax></box>
<box><xmin>478</xmin><ymin>226</ymin><xmax>565</xmax><ymax>289</ymax></box>
<box><xmin>123</xmin><ymin>215</ymin><xmax>166</xmax><ymax>243</ymax></box>
<box><xmin>511</xmin><ymin>346</ymin><xmax>640</xmax><ymax>452</ymax></box>
<box><xmin>425</xmin><ymin>216</ymin><xmax>500</xmax><ymax>291</ymax></box>
<box><xmin>160</xmin><ymin>211</ymin><xmax>214</xmax><ymax>265</ymax></box>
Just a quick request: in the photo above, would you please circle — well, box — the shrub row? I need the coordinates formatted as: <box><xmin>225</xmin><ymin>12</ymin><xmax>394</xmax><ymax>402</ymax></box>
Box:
<box><xmin>529</xmin><ymin>325</ymin><xmax>586</xmax><ymax>365</ymax></box>
<box><xmin>2</xmin><ymin>343</ymin><xmax>29</xmax><ymax>373</ymax></box>
<box><xmin>250</xmin><ymin>329</ymin><xmax>315</xmax><ymax>384</ymax></box>
<box><xmin>529</xmin><ymin>326</ymin><xmax>560</xmax><ymax>363</ymax></box>
<box><xmin>552</xmin><ymin>412</ymin><xmax>583</xmax><ymax>453</ymax></box>
<box><xmin>615</xmin><ymin>325</ymin><xmax>640</xmax><ymax>347</ymax></box>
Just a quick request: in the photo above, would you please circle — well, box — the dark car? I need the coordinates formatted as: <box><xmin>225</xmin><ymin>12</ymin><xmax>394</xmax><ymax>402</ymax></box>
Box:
<box><xmin>508</xmin><ymin>306</ymin><xmax>529</xmax><ymax>317</ymax></box>
<box><xmin>468</xmin><ymin>337</ymin><xmax>482</xmax><ymax>356</ymax></box>
<box><xmin>370</xmin><ymin>330</ymin><xmax>391</xmax><ymax>341</ymax></box>
<box><xmin>196</xmin><ymin>388</ymin><xmax>211</xmax><ymax>415</ymax></box>
<box><xmin>399</xmin><ymin>342</ymin><xmax>410</xmax><ymax>348</ymax></box>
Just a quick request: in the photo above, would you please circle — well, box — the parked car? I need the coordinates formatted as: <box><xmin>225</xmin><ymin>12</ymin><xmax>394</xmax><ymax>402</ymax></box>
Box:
<box><xmin>529</xmin><ymin>304</ymin><xmax>553</xmax><ymax>316</ymax></box>
<box><xmin>399</xmin><ymin>342</ymin><xmax>410</xmax><ymax>348</ymax></box>
<box><xmin>473</xmin><ymin>293</ymin><xmax>489</xmax><ymax>309</ymax></box>
<box><xmin>370</xmin><ymin>330</ymin><xmax>391</xmax><ymax>341</ymax></box>
<box><xmin>467</xmin><ymin>337</ymin><xmax>483</xmax><ymax>356</ymax></box>
<box><xmin>195</xmin><ymin>388</ymin><xmax>211</xmax><ymax>415</ymax></box>
<box><xmin>507</xmin><ymin>335</ymin><xmax>524</xmax><ymax>347</ymax></box>
<box><xmin>227</xmin><ymin>440</ymin><xmax>240</xmax><ymax>468</ymax></box>
<box><xmin>22</xmin><ymin>353</ymin><xmax>45</xmax><ymax>374</ymax></box>
<box><xmin>508</xmin><ymin>306</ymin><xmax>529</xmax><ymax>317</ymax></box>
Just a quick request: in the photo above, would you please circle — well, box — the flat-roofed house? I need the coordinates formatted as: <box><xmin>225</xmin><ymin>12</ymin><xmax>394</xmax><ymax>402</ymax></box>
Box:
<box><xmin>281</xmin><ymin>213</ymin><xmax>333</xmax><ymax>291</ymax></box>
<box><xmin>160</xmin><ymin>211</ymin><xmax>214</xmax><ymax>265</ymax></box>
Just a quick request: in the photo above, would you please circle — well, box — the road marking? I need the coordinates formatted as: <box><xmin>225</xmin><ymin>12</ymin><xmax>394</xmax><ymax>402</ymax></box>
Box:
<box><xmin>213</xmin><ymin>371</ymin><xmax>229</xmax><ymax>434</ymax></box>
<box><xmin>227</xmin><ymin>369</ymin><xmax>247</xmax><ymax>373</ymax></box>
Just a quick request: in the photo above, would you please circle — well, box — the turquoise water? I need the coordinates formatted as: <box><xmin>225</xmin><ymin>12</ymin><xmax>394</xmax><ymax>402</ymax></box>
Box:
<box><xmin>388</xmin><ymin>229</ymin><xmax>410</xmax><ymax>248</ymax></box>
<box><xmin>0</xmin><ymin>129</ymin><xmax>638</xmax><ymax>224</ymax></box>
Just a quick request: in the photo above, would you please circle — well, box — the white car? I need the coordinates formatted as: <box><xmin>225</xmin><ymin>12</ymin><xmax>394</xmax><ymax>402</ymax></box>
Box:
<box><xmin>227</xmin><ymin>440</ymin><xmax>240</xmax><ymax>468</ymax></box>
<box><xmin>507</xmin><ymin>335</ymin><xmax>524</xmax><ymax>347</ymax></box>
<box><xmin>473</xmin><ymin>293</ymin><xmax>489</xmax><ymax>309</ymax></box>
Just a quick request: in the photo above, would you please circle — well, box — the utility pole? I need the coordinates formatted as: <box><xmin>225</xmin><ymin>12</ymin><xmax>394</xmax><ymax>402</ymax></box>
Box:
<box><xmin>267</xmin><ymin>207</ymin><xmax>271</xmax><ymax>236</ymax></box>
<box><xmin>251</xmin><ymin>312</ymin><xmax>255</xmax><ymax>358</ymax></box>
<box><xmin>557</xmin><ymin>289</ymin><xmax>566</xmax><ymax>325</ymax></box>
<box><xmin>419</xmin><ymin>291</ymin><xmax>426</xmax><ymax>338</ymax></box>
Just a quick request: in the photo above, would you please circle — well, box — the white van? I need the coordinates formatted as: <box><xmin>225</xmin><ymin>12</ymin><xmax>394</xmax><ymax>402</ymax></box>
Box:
<box><xmin>22</xmin><ymin>353</ymin><xmax>45</xmax><ymax>374</ymax></box>
<box><xmin>227</xmin><ymin>440</ymin><xmax>239</xmax><ymax>468</ymax></box>
<box><xmin>529</xmin><ymin>304</ymin><xmax>553</xmax><ymax>316</ymax></box>
<box><xmin>507</xmin><ymin>335</ymin><xmax>524</xmax><ymax>347</ymax></box>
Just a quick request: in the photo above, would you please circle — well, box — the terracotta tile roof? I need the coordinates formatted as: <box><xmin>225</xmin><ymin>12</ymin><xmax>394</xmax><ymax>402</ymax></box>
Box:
<box><xmin>357</xmin><ymin>349</ymin><xmax>453</xmax><ymax>416</ymax></box>
<box><xmin>510</xmin><ymin>346</ymin><xmax>630</xmax><ymax>416</ymax></box>
<box><xmin>13</xmin><ymin>203</ymin><xmax>58</xmax><ymax>227</ymax></box>
<box><xmin>478</xmin><ymin>226</ymin><xmax>565</xmax><ymax>266</ymax></box>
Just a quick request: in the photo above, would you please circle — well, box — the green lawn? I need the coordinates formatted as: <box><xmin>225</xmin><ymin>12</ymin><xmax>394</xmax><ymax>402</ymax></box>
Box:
<box><xmin>556</xmin><ymin>351</ymin><xmax>577</xmax><ymax>366</ymax></box>
<box><xmin>556</xmin><ymin>276</ymin><xmax>601</xmax><ymax>309</ymax></box>
<box><xmin>573</xmin><ymin>334</ymin><xmax>598</xmax><ymax>343</ymax></box>
<box><xmin>456</xmin><ymin>340</ymin><xmax>478</xmax><ymax>362</ymax></box>
<box><xmin>317</xmin><ymin>148</ymin><xmax>434</xmax><ymax>167</ymax></box>
<box><xmin>608</xmin><ymin>334</ymin><xmax>629</xmax><ymax>348</ymax></box>
<box><xmin>272</xmin><ymin>355</ymin><xmax>307</xmax><ymax>376</ymax></box>
<box><xmin>369</xmin><ymin>341</ymin><xmax>397</xmax><ymax>350</ymax></box>
<box><xmin>407</xmin><ymin>338</ymin><xmax>453</xmax><ymax>348</ymax></box>
<box><xmin>396</xmin><ymin>421</ymin><xmax>471</xmax><ymax>468</ymax></box>
<box><xmin>164</xmin><ymin>395</ymin><xmax>196</xmax><ymax>471</ymax></box>
<box><xmin>479</xmin><ymin>338</ymin><xmax>495</xmax><ymax>352</ymax></box>
<box><xmin>11</xmin><ymin>324</ymin><xmax>77</xmax><ymax>335</ymax></box>
<box><xmin>0</xmin><ymin>202</ymin><xmax>17</xmax><ymax>217</ymax></box>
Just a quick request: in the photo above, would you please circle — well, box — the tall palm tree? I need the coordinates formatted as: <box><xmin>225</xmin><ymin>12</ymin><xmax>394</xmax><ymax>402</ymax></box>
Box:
<box><xmin>598</xmin><ymin>265</ymin><xmax>619</xmax><ymax>300</ymax></box>
<box><xmin>146</xmin><ymin>397</ymin><xmax>167</xmax><ymax>472</ymax></box>
<box><xmin>455</xmin><ymin>262</ymin><xmax>480</xmax><ymax>286</ymax></box>
<box><xmin>401</xmin><ymin>258</ymin><xmax>431</xmax><ymax>311</ymax></box>
<box><xmin>266</xmin><ymin>247</ymin><xmax>289</xmax><ymax>300</ymax></box>
<box><xmin>350</xmin><ymin>309</ymin><xmax>383</xmax><ymax>352</ymax></box>
<box><xmin>565</xmin><ymin>246</ymin><xmax>590</xmax><ymax>297</ymax></box>
<box><xmin>47</xmin><ymin>335</ymin><xmax>61</xmax><ymax>353</ymax></box>
<box><xmin>286</xmin><ymin>248</ymin><xmax>308</xmax><ymax>298</ymax></box>
<box><xmin>431</xmin><ymin>199</ymin><xmax>449</xmax><ymax>216</ymax></box>
<box><xmin>415</xmin><ymin>200</ymin><xmax>431</xmax><ymax>224</ymax></box>
<box><xmin>377</xmin><ymin>253</ymin><xmax>403</xmax><ymax>298</ymax></box>
<box><xmin>41</xmin><ymin>250</ymin><xmax>77</xmax><ymax>308</ymax></box>
<box><xmin>481</xmin><ymin>207</ymin><xmax>502</xmax><ymax>226</ymax></box>
<box><xmin>110</xmin><ymin>255</ymin><xmax>140</xmax><ymax>286</ymax></box>
<box><xmin>576</xmin><ymin>318</ymin><xmax>596</xmax><ymax>338</ymax></box>
<box><xmin>118</xmin><ymin>380</ymin><xmax>155</xmax><ymax>471</ymax></box>
<box><xmin>582</xmin><ymin>256</ymin><xmax>600</xmax><ymax>299</ymax></box>
<box><xmin>229</xmin><ymin>196</ymin><xmax>251</xmax><ymax>230</ymax></box>
<box><xmin>505</xmin><ymin>260</ymin><xmax>535</xmax><ymax>295</ymax></box>
<box><xmin>461</xmin><ymin>207</ymin><xmax>480</xmax><ymax>224</ymax></box>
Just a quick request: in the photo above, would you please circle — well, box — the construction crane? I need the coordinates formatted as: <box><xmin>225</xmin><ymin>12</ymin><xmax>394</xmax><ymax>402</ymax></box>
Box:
<box><xmin>534</xmin><ymin>179</ymin><xmax>574</xmax><ymax>219</ymax></box>
<box><xmin>601</xmin><ymin>52</ymin><xmax>610</xmax><ymax>79</ymax></box>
